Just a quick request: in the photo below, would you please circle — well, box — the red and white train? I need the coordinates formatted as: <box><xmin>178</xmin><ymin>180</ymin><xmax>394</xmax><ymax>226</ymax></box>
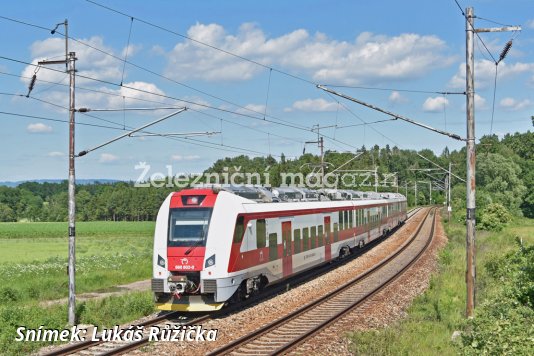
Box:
<box><xmin>152</xmin><ymin>185</ymin><xmax>407</xmax><ymax>311</ymax></box>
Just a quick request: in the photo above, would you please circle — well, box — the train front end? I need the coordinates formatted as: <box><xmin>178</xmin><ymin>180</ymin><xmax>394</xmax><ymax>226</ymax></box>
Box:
<box><xmin>151</xmin><ymin>188</ymin><xmax>224</xmax><ymax>312</ymax></box>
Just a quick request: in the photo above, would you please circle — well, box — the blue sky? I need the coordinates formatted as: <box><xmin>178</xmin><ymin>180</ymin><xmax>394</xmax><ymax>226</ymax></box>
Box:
<box><xmin>0</xmin><ymin>0</ymin><xmax>533</xmax><ymax>181</ymax></box>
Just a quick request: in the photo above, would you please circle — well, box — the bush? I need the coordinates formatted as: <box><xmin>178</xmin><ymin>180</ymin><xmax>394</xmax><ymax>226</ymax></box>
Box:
<box><xmin>459</xmin><ymin>241</ymin><xmax>534</xmax><ymax>355</ymax></box>
<box><xmin>479</xmin><ymin>203</ymin><xmax>512</xmax><ymax>231</ymax></box>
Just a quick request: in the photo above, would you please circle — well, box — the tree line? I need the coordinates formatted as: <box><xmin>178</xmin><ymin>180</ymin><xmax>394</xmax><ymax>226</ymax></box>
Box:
<box><xmin>0</xmin><ymin>131</ymin><xmax>531</xmax><ymax>222</ymax></box>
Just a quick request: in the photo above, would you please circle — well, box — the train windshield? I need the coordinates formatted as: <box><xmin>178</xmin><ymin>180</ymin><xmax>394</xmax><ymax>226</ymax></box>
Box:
<box><xmin>168</xmin><ymin>208</ymin><xmax>213</xmax><ymax>247</ymax></box>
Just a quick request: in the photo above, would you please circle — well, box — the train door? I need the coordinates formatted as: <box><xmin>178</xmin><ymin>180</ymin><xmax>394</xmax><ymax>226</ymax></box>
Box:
<box><xmin>324</xmin><ymin>216</ymin><xmax>331</xmax><ymax>261</ymax></box>
<box><xmin>281</xmin><ymin>221</ymin><xmax>293</xmax><ymax>277</ymax></box>
<box><xmin>366</xmin><ymin>209</ymin><xmax>371</xmax><ymax>243</ymax></box>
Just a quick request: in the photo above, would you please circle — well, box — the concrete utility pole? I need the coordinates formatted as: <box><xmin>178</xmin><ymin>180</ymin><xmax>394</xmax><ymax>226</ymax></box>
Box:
<box><xmin>67</xmin><ymin>51</ymin><xmax>76</xmax><ymax>326</ymax></box>
<box><xmin>465</xmin><ymin>6</ymin><xmax>476</xmax><ymax>319</ymax></box>
<box><xmin>305</xmin><ymin>124</ymin><xmax>325</xmax><ymax>187</ymax></box>
<box><xmin>38</xmin><ymin>20</ymin><xmax>77</xmax><ymax>325</ymax></box>
<box><xmin>429</xmin><ymin>181</ymin><xmax>432</xmax><ymax>205</ymax></box>
<box><xmin>447</xmin><ymin>162</ymin><xmax>452</xmax><ymax>221</ymax></box>
<box><xmin>414</xmin><ymin>182</ymin><xmax>417</xmax><ymax>206</ymax></box>
<box><xmin>464</xmin><ymin>7</ymin><xmax>520</xmax><ymax>317</ymax></box>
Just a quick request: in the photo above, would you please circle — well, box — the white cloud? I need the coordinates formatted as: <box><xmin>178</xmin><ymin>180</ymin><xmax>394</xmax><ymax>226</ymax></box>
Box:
<box><xmin>474</xmin><ymin>94</ymin><xmax>487</xmax><ymax>109</ymax></box>
<box><xmin>22</xmin><ymin>36</ymin><xmax>123</xmax><ymax>86</ymax></box>
<box><xmin>526</xmin><ymin>19</ymin><xmax>534</xmax><ymax>29</ymax></box>
<box><xmin>388</xmin><ymin>91</ymin><xmax>407</xmax><ymax>104</ymax></box>
<box><xmin>20</xmin><ymin>37</ymin><xmax>166</xmax><ymax>112</ymax></box>
<box><xmin>47</xmin><ymin>151</ymin><xmax>64</xmax><ymax>157</ymax></box>
<box><xmin>285</xmin><ymin>98</ymin><xmax>338</xmax><ymax>112</ymax></box>
<box><xmin>163</xmin><ymin>23</ymin><xmax>455</xmax><ymax>84</ymax></box>
<box><xmin>499</xmin><ymin>97</ymin><xmax>532</xmax><ymax>111</ymax></box>
<box><xmin>236</xmin><ymin>103</ymin><xmax>266</xmax><ymax>115</ymax></box>
<box><xmin>27</xmin><ymin>123</ymin><xmax>53</xmax><ymax>133</ymax></box>
<box><xmin>422</xmin><ymin>96</ymin><xmax>449</xmax><ymax>112</ymax></box>
<box><xmin>171</xmin><ymin>155</ymin><xmax>201</xmax><ymax>161</ymax></box>
<box><xmin>449</xmin><ymin>59</ymin><xmax>534</xmax><ymax>89</ymax></box>
<box><xmin>99</xmin><ymin>153</ymin><xmax>119</xmax><ymax>163</ymax></box>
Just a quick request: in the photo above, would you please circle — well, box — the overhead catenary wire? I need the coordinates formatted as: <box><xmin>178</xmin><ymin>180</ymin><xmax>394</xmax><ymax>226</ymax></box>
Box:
<box><xmin>0</xmin><ymin>54</ymin><xmax>365</xmax><ymax>151</ymax></box>
<box><xmin>85</xmin><ymin>0</ymin><xmax>316</xmax><ymax>86</ymax></box>
<box><xmin>0</xmin><ymin>15</ymin><xmax>312</xmax><ymax>133</ymax></box>
<box><xmin>120</xmin><ymin>16</ymin><xmax>134</xmax><ymax>86</ymax></box>
<box><xmin>0</xmin><ymin>70</ymin><xmax>312</xmax><ymax>146</ymax></box>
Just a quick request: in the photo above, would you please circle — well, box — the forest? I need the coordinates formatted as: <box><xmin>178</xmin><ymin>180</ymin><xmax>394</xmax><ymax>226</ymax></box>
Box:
<box><xmin>0</xmin><ymin>131</ymin><xmax>532</xmax><ymax>223</ymax></box>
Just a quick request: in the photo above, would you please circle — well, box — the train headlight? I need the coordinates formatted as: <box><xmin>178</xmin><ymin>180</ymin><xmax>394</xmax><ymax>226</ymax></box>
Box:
<box><xmin>157</xmin><ymin>255</ymin><xmax>165</xmax><ymax>268</ymax></box>
<box><xmin>205</xmin><ymin>254</ymin><xmax>216</xmax><ymax>268</ymax></box>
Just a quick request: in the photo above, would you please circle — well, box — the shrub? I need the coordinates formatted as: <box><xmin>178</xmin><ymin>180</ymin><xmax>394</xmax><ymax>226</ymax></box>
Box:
<box><xmin>459</xmin><ymin>242</ymin><xmax>534</xmax><ymax>355</ymax></box>
<box><xmin>479</xmin><ymin>203</ymin><xmax>512</xmax><ymax>231</ymax></box>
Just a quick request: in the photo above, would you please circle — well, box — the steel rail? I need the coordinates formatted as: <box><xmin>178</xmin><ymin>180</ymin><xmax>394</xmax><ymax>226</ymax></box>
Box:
<box><xmin>207</xmin><ymin>207</ymin><xmax>435</xmax><ymax>355</ymax></box>
<box><xmin>43</xmin><ymin>207</ymin><xmax>419</xmax><ymax>355</ymax></box>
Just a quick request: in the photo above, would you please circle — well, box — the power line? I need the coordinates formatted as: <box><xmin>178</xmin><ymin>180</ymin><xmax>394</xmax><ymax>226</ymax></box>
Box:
<box><xmin>451</xmin><ymin>0</ymin><xmax>497</xmax><ymax>63</ymax></box>
<box><xmin>0</xmin><ymin>15</ymin><xmax>312</xmax><ymax>133</ymax></box>
<box><xmin>1</xmin><ymin>54</ymin><xmax>365</xmax><ymax>151</ymax></box>
<box><xmin>85</xmin><ymin>0</ymin><xmax>316</xmax><ymax>86</ymax></box>
<box><xmin>319</xmin><ymin>84</ymin><xmax>464</xmax><ymax>95</ymax></box>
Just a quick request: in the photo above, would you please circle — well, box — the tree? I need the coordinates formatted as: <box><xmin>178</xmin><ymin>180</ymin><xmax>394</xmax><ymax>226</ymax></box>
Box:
<box><xmin>477</xmin><ymin>153</ymin><xmax>527</xmax><ymax>215</ymax></box>
<box><xmin>0</xmin><ymin>203</ymin><xmax>16</xmax><ymax>222</ymax></box>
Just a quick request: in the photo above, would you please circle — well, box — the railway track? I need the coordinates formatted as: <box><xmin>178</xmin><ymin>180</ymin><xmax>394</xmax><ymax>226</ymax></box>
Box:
<box><xmin>43</xmin><ymin>208</ymin><xmax>423</xmax><ymax>355</ymax></box>
<box><xmin>207</xmin><ymin>207</ymin><xmax>437</xmax><ymax>356</ymax></box>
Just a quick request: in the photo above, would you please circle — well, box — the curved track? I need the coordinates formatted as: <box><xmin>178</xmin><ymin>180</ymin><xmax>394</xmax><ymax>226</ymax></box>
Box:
<box><xmin>43</xmin><ymin>208</ymin><xmax>423</xmax><ymax>355</ymax></box>
<box><xmin>207</xmin><ymin>207</ymin><xmax>436</xmax><ymax>356</ymax></box>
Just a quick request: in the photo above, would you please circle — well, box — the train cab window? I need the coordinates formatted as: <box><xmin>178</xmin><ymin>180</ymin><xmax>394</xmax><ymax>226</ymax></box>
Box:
<box><xmin>338</xmin><ymin>211</ymin><xmax>344</xmax><ymax>230</ymax></box>
<box><xmin>294</xmin><ymin>229</ymin><xmax>301</xmax><ymax>254</ymax></box>
<box><xmin>318</xmin><ymin>225</ymin><xmax>324</xmax><ymax>247</ymax></box>
<box><xmin>232</xmin><ymin>216</ymin><xmax>245</xmax><ymax>243</ymax></box>
<box><xmin>256</xmin><ymin>219</ymin><xmax>266</xmax><ymax>249</ymax></box>
<box><xmin>169</xmin><ymin>208</ymin><xmax>213</xmax><ymax>247</ymax></box>
<box><xmin>310</xmin><ymin>226</ymin><xmax>317</xmax><ymax>249</ymax></box>
<box><xmin>344</xmin><ymin>211</ymin><xmax>349</xmax><ymax>230</ymax></box>
<box><xmin>333</xmin><ymin>223</ymin><xmax>339</xmax><ymax>242</ymax></box>
<box><xmin>303</xmin><ymin>227</ymin><xmax>309</xmax><ymax>251</ymax></box>
<box><xmin>268</xmin><ymin>233</ymin><xmax>278</xmax><ymax>260</ymax></box>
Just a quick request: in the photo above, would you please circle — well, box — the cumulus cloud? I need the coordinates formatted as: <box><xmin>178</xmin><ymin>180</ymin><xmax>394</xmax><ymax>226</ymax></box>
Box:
<box><xmin>236</xmin><ymin>103</ymin><xmax>266</xmax><ymax>115</ymax></box>
<box><xmin>47</xmin><ymin>151</ymin><xmax>64</xmax><ymax>157</ymax></box>
<box><xmin>422</xmin><ymin>96</ymin><xmax>449</xmax><ymax>112</ymax></box>
<box><xmin>285</xmin><ymin>98</ymin><xmax>338</xmax><ymax>112</ymax></box>
<box><xmin>499</xmin><ymin>97</ymin><xmax>532</xmax><ymax>111</ymax></box>
<box><xmin>474</xmin><ymin>94</ymin><xmax>487</xmax><ymax>109</ymax></box>
<box><xmin>20</xmin><ymin>37</ymin><xmax>166</xmax><ymax>111</ymax></box>
<box><xmin>99</xmin><ymin>153</ymin><xmax>119</xmax><ymax>163</ymax></box>
<box><xmin>449</xmin><ymin>59</ymin><xmax>534</xmax><ymax>89</ymax></box>
<box><xmin>163</xmin><ymin>23</ymin><xmax>455</xmax><ymax>84</ymax></box>
<box><xmin>388</xmin><ymin>91</ymin><xmax>407</xmax><ymax>104</ymax></box>
<box><xmin>27</xmin><ymin>123</ymin><xmax>53</xmax><ymax>133</ymax></box>
<box><xmin>171</xmin><ymin>155</ymin><xmax>201</xmax><ymax>161</ymax></box>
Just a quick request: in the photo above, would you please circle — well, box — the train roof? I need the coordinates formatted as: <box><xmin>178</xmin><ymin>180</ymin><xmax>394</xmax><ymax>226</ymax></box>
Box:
<box><xmin>187</xmin><ymin>184</ymin><xmax>405</xmax><ymax>203</ymax></box>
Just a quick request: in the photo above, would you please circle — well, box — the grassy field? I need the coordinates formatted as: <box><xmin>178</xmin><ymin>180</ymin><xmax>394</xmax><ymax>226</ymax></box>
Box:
<box><xmin>348</xmin><ymin>213</ymin><xmax>534</xmax><ymax>355</ymax></box>
<box><xmin>0</xmin><ymin>221</ymin><xmax>158</xmax><ymax>355</ymax></box>
<box><xmin>0</xmin><ymin>221</ymin><xmax>155</xmax><ymax>300</ymax></box>
<box><xmin>0</xmin><ymin>221</ymin><xmax>155</xmax><ymax>263</ymax></box>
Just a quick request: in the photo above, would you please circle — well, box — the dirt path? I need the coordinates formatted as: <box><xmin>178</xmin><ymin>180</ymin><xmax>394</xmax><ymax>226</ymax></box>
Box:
<box><xmin>39</xmin><ymin>279</ymin><xmax>150</xmax><ymax>307</ymax></box>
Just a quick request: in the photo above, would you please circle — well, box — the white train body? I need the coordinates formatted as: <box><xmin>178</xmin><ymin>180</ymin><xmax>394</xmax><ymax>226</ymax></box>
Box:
<box><xmin>152</xmin><ymin>186</ymin><xmax>407</xmax><ymax>311</ymax></box>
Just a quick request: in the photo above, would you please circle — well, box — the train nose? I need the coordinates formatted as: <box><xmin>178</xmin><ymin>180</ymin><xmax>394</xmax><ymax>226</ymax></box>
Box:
<box><xmin>167</xmin><ymin>247</ymin><xmax>206</xmax><ymax>271</ymax></box>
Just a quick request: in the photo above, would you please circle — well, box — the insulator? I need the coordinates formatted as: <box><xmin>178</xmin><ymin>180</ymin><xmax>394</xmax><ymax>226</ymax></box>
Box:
<box><xmin>26</xmin><ymin>74</ymin><xmax>37</xmax><ymax>98</ymax></box>
<box><xmin>499</xmin><ymin>40</ymin><xmax>513</xmax><ymax>63</ymax></box>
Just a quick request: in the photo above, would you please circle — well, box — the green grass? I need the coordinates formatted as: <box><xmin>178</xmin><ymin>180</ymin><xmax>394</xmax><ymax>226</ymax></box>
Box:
<box><xmin>0</xmin><ymin>291</ymin><xmax>156</xmax><ymax>356</ymax></box>
<box><xmin>347</xmin><ymin>213</ymin><xmax>534</xmax><ymax>355</ymax></box>
<box><xmin>0</xmin><ymin>221</ymin><xmax>159</xmax><ymax>355</ymax></box>
<box><xmin>0</xmin><ymin>221</ymin><xmax>155</xmax><ymax>304</ymax></box>
<box><xmin>0</xmin><ymin>221</ymin><xmax>154</xmax><ymax>263</ymax></box>
<box><xmin>0</xmin><ymin>221</ymin><xmax>155</xmax><ymax>239</ymax></box>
